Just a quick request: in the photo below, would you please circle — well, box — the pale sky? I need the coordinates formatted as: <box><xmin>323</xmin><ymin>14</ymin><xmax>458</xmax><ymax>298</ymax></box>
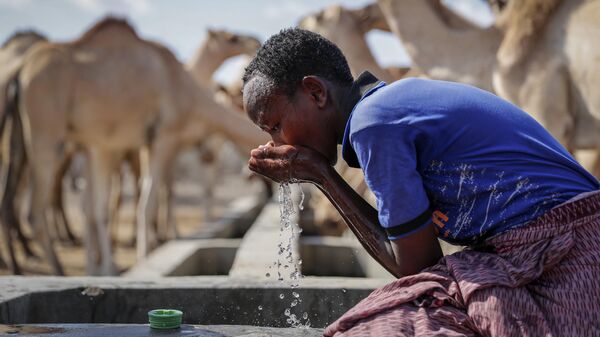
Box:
<box><xmin>0</xmin><ymin>0</ymin><xmax>493</xmax><ymax>84</ymax></box>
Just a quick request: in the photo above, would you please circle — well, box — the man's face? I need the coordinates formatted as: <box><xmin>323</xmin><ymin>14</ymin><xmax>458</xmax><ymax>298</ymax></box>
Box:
<box><xmin>243</xmin><ymin>76</ymin><xmax>339</xmax><ymax>165</ymax></box>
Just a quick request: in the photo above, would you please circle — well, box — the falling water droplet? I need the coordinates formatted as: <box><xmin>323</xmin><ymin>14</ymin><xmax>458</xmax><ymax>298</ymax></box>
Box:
<box><xmin>279</xmin><ymin>293</ymin><xmax>285</xmax><ymax>299</ymax></box>
<box><xmin>303</xmin><ymin>312</ymin><xmax>308</xmax><ymax>320</ymax></box>
<box><xmin>292</xmin><ymin>292</ymin><xmax>299</xmax><ymax>298</ymax></box>
<box><xmin>258</xmin><ymin>305</ymin><xmax>263</xmax><ymax>310</ymax></box>
<box><xmin>342</xmin><ymin>289</ymin><xmax>347</xmax><ymax>293</ymax></box>
<box><xmin>298</xmin><ymin>184</ymin><xmax>305</xmax><ymax>211</ymax></box>
<box><xmin>265</xmin><ymin>273</ymin><xmax>270</xmax><ymax>278</ymax></box>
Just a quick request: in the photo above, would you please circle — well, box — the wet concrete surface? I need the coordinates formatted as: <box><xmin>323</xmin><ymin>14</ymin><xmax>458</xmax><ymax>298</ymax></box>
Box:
<box><xmin>0</xmin><ymin>324</ymin><xmax>323</xmax><ymax>336</ymax></box>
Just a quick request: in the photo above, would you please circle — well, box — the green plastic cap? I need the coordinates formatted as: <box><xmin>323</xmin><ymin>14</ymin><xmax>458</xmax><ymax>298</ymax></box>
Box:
<box><xmin>148</xmin><ymin>309</ymin><xmax>183</xmax><ymax>329</ymax></box>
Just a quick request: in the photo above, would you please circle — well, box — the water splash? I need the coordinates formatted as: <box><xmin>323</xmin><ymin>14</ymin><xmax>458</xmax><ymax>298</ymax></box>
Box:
<box><xmin>276</xmin><ymin>182</ymin><xmax>311</xmax><ymax>328</ymax></box>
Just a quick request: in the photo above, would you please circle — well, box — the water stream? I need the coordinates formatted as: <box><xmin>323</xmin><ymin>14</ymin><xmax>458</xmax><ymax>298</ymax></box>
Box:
<box><xmin>261</xmin><ymin>182</ymin><xmax>310</xmax><ymax>327</ymax></box>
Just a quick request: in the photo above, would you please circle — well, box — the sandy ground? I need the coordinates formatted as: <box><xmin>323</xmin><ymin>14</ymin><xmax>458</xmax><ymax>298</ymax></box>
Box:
<box><xmin>0</xmin><ymin>149</ymin><xmax>266</xmax><ymax>276</ymax></box>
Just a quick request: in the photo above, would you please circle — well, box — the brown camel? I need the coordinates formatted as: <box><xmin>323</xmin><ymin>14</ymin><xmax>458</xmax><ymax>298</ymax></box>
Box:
<box><xmin>4</xmin><ymin>18</ymin><xmax>268</xmax><ymax>275</ymax></box>
<box><xmin>6</xmin><ymin>19</ymin><xmax>178</xmax><ymax>275</ymax></box>
<box><xmin>0</xmin><ymin>31</ymin><xmax>48</xmax><ymax>274</ymax></box>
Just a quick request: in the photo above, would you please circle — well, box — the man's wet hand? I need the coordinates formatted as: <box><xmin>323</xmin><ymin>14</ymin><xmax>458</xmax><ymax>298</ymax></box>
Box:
<box><xmin>248</xmin><ymin>142</ymin><xmax>328</xmax><ymax>184</ymax></box>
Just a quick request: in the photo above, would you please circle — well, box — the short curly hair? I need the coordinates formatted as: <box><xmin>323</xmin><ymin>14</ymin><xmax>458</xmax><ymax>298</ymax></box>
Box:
<box><xmin>243</xmin><ymin>28</ymin><xmax>353</xmax><ymax>96</ymax></box>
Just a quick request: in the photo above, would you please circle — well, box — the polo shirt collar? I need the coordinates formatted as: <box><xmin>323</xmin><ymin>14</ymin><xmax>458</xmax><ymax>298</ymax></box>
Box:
<box><xmin>341</xmin><ymin>71</ymin><xmax>385</xmax><ymax>168</ymax></box>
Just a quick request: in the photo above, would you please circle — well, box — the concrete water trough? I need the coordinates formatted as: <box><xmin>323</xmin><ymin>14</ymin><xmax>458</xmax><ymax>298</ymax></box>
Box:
<box><xmin>0</xmin><ymin>276</ymin><xmax>387</xmax><ymax>329</ymax></box>
<box><xmin>0</xmin><ymin>191</ymin><xmax>397</xmax><ymax>336</ymax></box>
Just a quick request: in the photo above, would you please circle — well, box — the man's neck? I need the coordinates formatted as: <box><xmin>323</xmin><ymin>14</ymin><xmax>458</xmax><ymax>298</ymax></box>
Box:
<box><xmin>336</xmin><ymin>71</ymin><xmax>382</xmax><ymax>144</ymax></box>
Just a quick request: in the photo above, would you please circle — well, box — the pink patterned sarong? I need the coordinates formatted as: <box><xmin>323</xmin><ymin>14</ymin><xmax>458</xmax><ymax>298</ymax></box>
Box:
<box><xmin>324</xmin><ymin>190</ymin><xmax>600</xmax><ymax>337</ymax></box>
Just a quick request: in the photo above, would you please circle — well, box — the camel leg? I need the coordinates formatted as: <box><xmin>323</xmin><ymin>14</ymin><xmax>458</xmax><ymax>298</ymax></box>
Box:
<box><xmin>156</xmin><ymin>183</ymin><xmax>167</xmax><ymax>243</ymax></box>
<box><xmin>163</xmin><ymin>171</ymin><xmax>179</xmax><ymax>241</ymax></box>
<box><xmin>126</xmin><ymin>150</ymin><xmax>141</xmax><ymax>247</ymax></box>
<box><xmin>11</xmin><ymin>159</ymin><xmax>37</xmax><ymax>260</ymax></box>
<box><xmin>81</xmin><ymin>165</ymin><xmax>100</xmax><ymax>275</ymax></box>
<box><xmin>0</xmin><ymin>111</ymin><xmax>31</xmax><ymax>274</ymax></box>
<box><xmin>28</xmin><ymin>148</ymin><xmax>65</xmax><ymax>276</ymax></box>
<box><xmin>108</xmin><ymin>170</ymin><xmax>122</xmax><ymax>246</ymax></box>
<box><xmin>203</xmin><ymin>163</ymin><xmax>216</xmax><ymax>222</ymax></box>
<box><xmin>52</xmin><ymin>151</ymin><xmax>79</xmax><ymax>245</ymax></box>
<box><xmin>87</xmin><ymin>148</ymin><xmax>120</xmax><ymax>276</ymax></box>
<box><xmin>137</xmin><ymin>137</ymin><xmax>178</xmax><ymax>259</ymax></box>
<box><xmin>0</xmin><ymin>151</ymin><xmax>24</xmax><ymax>274</ymax></box>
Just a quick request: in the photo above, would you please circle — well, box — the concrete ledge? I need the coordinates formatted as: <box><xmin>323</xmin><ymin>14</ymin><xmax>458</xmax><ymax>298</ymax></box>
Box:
<box><xmin>187</xmin><ymin>196</ymin><xmax>267</xmax><ymax>239</ymax></box>
<box><xmin>0</xmin><ymin>324</ymin><xmax>323</xmax><ymax>336</ymax></box>
<box><xmin>124</xmin><ymin>239</ymin><xmax>241</xmax><ymax>278</ymax></box>
<box><xmin>229</xmin><ymin>202</ymin><xmax>299</xmax><ymax>278</ymax></box>
<box><xmin>0</xmin><ymin>276</ymin><xmax>389</xmax><ymax>328</ymax></box>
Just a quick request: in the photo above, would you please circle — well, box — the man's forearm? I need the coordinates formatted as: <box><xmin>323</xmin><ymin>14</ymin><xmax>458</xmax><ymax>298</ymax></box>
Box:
<box><xmin>313</xmin><ymin>165</ymin><xmax>402</xmax><ymax>278</ymax></box>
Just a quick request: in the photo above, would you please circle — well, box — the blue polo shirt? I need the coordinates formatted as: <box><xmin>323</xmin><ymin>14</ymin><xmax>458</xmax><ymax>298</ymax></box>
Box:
<box><xmin>342</xmin><ymin>76</ymin><xmax>599</xmax><ymax>245</ymax></box>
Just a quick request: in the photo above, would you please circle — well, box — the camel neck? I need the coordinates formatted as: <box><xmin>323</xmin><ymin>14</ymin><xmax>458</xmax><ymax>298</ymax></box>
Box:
<box><xmin>187</xmin><ymin>42</ymin><xmax>225</xmax><ymax>86</ymax></box>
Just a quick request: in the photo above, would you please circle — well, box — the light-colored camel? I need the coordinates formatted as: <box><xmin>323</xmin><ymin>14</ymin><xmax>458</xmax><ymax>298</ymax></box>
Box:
<box><xmin>491</xmin><ymin>0</ymin><xmax>600</xmax><ymax>177</ymax></box>
<box><xmin>182</xmin><ymin>30</ymin><xmax>261</xmax><ymax>222</ymax></box>
<box><xmin>123</xmin><ymin>30</ymin><xmax>261</xmax><ymax>245</ymax></box>
<box><xmin>136</xmin><ymin>39</ymin><xmax>269</xmax><ymax>258</ymax></box>
<box><xmin>378</xmin><ymin>0</ymin><xmax>501</xmax><ymax>92</ymax></box>
<box><xmin>378</xmin><ymin>0</ymin><xmax>600</xmax><ymax>177</ymax></box>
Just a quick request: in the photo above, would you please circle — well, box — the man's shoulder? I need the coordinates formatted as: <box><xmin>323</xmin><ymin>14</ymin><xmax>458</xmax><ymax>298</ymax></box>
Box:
<box><xmin>349</xmin><ymin>77</ymin><xmax>436</xmax><ymax>135</ymax></box>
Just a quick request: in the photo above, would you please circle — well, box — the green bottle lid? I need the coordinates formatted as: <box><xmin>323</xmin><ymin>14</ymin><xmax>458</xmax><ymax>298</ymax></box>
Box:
<box><xmin>148</xmin><ymin>309</ymin><xmax>183</xmax><ymax>329</ymax></box>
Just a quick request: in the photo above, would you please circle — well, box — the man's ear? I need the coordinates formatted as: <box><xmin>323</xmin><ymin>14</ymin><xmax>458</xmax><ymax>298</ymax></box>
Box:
<box><xmin>301</xmin><ymin>76</ymin><xmax>328</xmax><ymax>108</ymax></box>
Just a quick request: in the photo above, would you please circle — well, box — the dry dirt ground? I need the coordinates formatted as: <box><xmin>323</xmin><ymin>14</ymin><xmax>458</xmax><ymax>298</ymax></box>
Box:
<box><xmin>0</xmin><ymin>149</ymin><xmax>266</xmax><ymax>276</ymax></box>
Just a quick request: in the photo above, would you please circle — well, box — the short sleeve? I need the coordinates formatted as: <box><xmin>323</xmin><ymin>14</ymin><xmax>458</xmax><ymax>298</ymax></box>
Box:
<box><xmin>351</xmin><ymin>123</ymin><xmax>431</xmax><ymax>240</ymax></box>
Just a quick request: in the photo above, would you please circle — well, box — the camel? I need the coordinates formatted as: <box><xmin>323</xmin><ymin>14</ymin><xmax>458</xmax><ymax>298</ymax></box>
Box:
<box><xmin>3</xmin><ymin>18</ymin><xmax>268</xmax><ymax>275</ymax></box>
<box><xmin>122</xmin><ymin>30</ymin><xmax>261</xmax><ymax>245</ymax></box>
<box><xmin>378</xmin><ymin>0</ymin><xmax>600</xmax><ymax>177</ymax></box>
<box><xmin>491</xmin><ymin>0</ymin><xmax>600</xmax><ymax>178</ymax></box>
<box><xmin>0</xmin><ymin>31</ymin><xmax>49</xmax><ymax>273</ymax></box>
<box><xmin>378</xmin><ymin>0</ymin><xmax>501</xmax><ymax>92</ymax></box>
<box><xmin>4</xmin><ymin>19</ymin><xmax>179</xmax><ymax>275</ymax></box>
<box><xmin>183</xmin><ymin>30</ymin><xmax>261</xmax><ymax>222</ymax></box>
<box><xmin>136</xmin><ymin>39</ymin><xmax>269</xmax><ymax>259</ymax></box>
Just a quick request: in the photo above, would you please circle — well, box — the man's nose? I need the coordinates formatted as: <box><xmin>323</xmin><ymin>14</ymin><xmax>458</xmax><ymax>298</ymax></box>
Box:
<box><xmin>271</xmin><ymin>135</ymin><xmax>286</xmax><ymax>147</ymax></box>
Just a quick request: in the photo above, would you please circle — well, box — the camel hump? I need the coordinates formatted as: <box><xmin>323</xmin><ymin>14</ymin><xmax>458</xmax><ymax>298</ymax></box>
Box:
<box><xmin>72</xmin><ymin>16</ymin><xmax>139</xmax><ymax>47</ymax></box>
<box><xmin>1</xmin><ymin>30</ymin><xmax>47</xmax><ymax>49</ymax></box>
<box><xmin>496</xmin><ymin>0</ymin><xmax>564</xmax><ymax>68</ymax></box>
